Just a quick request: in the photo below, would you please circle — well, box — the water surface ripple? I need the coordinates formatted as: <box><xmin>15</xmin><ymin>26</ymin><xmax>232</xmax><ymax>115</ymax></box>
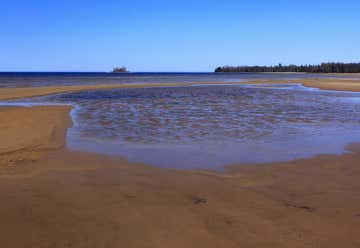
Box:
<box><xmin>28</xmin><ymin>84</ymin><xmax>360</xmax><ymax>170</ymax></box>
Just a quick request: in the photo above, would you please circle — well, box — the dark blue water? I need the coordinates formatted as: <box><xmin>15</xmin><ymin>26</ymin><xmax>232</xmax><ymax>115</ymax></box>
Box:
<box><xmin>0</xmin><ymin>72</ymin><xmax>355</xmax><ymax>88</ymax></box>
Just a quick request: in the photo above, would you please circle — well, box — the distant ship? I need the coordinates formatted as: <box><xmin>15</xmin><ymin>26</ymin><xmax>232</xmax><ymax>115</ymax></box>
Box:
<box><xmin>112</xmin><ymin>66</ymin><xmax>129</xmax><ymax>73</ymax></box>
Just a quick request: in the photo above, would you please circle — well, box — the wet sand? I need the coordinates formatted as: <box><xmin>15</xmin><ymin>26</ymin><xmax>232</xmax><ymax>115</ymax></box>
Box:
<box><xmin>249</xmin><ymin>78</ymin><xmax>360</xmax><ymax>92</ymax></box>
<box><xmin>249</xmin><ymin>77</ymin><xmax>360</xmax><ymax>92</ymax></box>
<box><xmin>301</xmin><ymin>78</ymin><xmax>360</xmax><ymax>92</ymax></box>
<box><xmin>1</xmin><ymin>77</ymin><xmax>360</xmax><ymax>101</ymax></box>
<box><xmin>0</xmin><ymin>106</ymin><xmax>72</xmax><ymax>166</ymax></box>
<box><xmin>0</xmin><ymin>82</ymin><xmax>248</xmax><ymax>101</ymax></box>
<box><xmin>1</xmin><ymin>79</ymin><xmax>360</xmax><ymax>247</ymax></box>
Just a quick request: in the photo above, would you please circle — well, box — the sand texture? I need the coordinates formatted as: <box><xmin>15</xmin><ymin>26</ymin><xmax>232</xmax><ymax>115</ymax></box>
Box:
<box><xmin>0</xmin><ymin>106</ymin><xmax>72</xmax><ymax>166</ymax></box>
<box><xmin>1</xmin><ymin>77</ymin><xmax>360</xmax><ymax>101</ymax></box>
<box><xmin>1</xmin><ymin>78</ymin><xmax>360</xmax><ymax>247</ymax></box>
<box><xmin>0</xmin><ymin>106</ymin><xmax>360</xmax><ymax>247</ymax></box>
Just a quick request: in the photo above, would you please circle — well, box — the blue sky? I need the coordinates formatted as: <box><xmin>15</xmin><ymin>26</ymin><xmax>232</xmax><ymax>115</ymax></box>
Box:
<box><xmin>1</xmin><ymin>0</ymin><xmax>360</xmax><ymax>72</ymax></box>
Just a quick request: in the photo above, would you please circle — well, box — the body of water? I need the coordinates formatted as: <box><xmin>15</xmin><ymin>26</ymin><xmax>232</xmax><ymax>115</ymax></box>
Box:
<box><xmin>4</xmin><ymin>81</ymin><xmax>360</xmax><ymax>170</ymax></box>
<box><xmin>0</xmin><ymin>72</ymin><xmax>356</xmax><ymax>88</ymax></box>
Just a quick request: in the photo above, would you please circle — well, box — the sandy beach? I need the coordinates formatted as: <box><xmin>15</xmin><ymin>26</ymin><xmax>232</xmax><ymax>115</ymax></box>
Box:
<box><xmin>1</xmin><ymin>79</ymin><xmax>360</xmax><ymax>247</ymax></box>
<box><xmin>1</xmin><ymin>77</ymin><xmax>360</xmax><ymax>101</ymax></box>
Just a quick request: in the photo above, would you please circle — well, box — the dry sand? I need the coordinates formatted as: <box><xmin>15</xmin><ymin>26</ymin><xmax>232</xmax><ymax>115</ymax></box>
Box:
<box><xmin>1</xmin><ymin>78</ymin><xmax>360</xmax><ymax>247</ymax></box>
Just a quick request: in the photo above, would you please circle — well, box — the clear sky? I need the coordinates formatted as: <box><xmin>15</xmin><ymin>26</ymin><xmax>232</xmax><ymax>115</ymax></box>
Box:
<box><xmin>1</xmin><ymin>0</ymin><xmax>360</xmax><ymax>72</ymax></box>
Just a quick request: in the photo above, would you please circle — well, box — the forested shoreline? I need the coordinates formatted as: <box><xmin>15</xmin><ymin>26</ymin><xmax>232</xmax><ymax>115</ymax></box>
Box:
<box><xmin>215</xmin><ymin>63</ymin><xmax>360</xmax><ymax>73</ymax></box>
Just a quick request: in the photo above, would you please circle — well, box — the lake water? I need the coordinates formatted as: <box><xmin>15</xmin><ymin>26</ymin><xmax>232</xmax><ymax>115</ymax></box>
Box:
<box><xmin>0</xmin><ymin>72</ymin><xmax>357</xmax><ymax>88</ymax></box>
<box><xmin>6</xmin><ymin>82</ymin><xmax>360</xmax><ymax>170</ymax></box>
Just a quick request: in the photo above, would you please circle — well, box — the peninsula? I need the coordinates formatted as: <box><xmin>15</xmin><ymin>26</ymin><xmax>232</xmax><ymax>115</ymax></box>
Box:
<box><xmin>215</xmin><ymin>62</ymin><xmax>360</xmax><ymax>73</ymax></box>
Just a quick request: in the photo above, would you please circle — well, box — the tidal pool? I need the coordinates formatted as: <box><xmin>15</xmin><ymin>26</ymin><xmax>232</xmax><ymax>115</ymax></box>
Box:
<box><xmin>4</xmin><ymin>84</ymin><xmax>360</xmax><ymax>170</ymax></box>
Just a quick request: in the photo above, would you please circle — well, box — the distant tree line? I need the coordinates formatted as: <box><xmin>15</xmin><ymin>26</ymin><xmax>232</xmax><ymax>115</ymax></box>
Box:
<box><xmin>215</xmin><ymin>63</ymin><xmax>360</xmax><ymax>73</ymax></box>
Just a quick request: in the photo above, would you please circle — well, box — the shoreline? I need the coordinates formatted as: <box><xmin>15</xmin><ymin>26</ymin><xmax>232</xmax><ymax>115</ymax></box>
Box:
<box><xmin>1</xmin><ymin>78</ymin><xmax>360</xmax><ymax>169</ymax></box>
<box><xmin>1</xmin><ymin>78</ymin><xmax>360</xmax><ymax>167</ymax></box>
<box><xmin>1</xmin><ymin>105</ymin><xmax>360</xmax><ymax>247</ymax></box>
<box><xmin>1</xmin><ymin>78</ymin><xmax>359</xmax><ymax>170</ymax></box>
<box><xmin>1</xmin><ymin>78</ymin><xmax>360</xmax><ymax>101</ymax></box>
<box><xmin>1</xmin><ymin>79</ymin><xmax>360</xmax><ymax>247</ymax></box>
<box><xmin>0</xmin><ymin>106</ymin><xmax>72</xmax><ymax>167</ymax></box>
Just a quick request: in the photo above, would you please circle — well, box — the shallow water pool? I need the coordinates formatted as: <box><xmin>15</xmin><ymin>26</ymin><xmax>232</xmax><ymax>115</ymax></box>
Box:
<box><xmin>4</xmin><ymin>84</ymin><xmax>360</xmax><ymax>170</ymax></box>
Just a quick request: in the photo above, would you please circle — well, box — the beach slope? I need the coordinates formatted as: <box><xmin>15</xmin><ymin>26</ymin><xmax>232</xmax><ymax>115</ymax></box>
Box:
<box><xmin>0</xmin><ymin>103</ymin><xmax>360</xmax><ymax>247</ymax></box>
